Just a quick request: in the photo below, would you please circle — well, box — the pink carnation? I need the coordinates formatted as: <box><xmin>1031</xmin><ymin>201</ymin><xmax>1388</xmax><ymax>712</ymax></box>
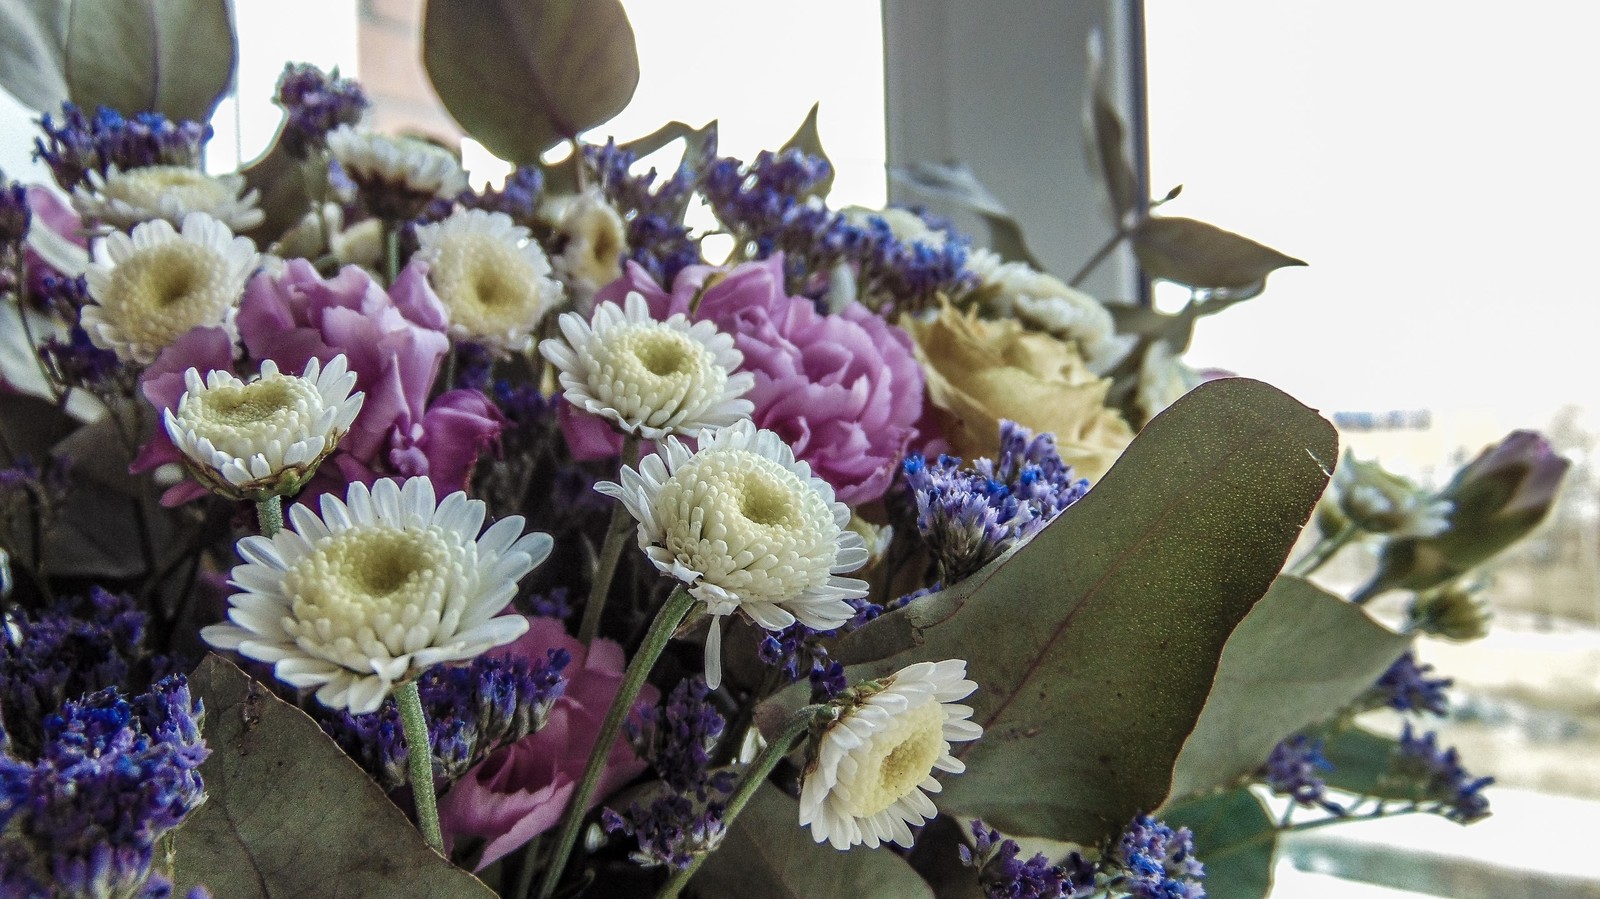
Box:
<box><xmin>585</xmin><ymin>256</ymin><xmax>923</xmax><ymax>504</ymax></box>
<box><xmin>438</xmin><ymin>617</ymin><xmax>655</xmax><ymax>870</ymax></box>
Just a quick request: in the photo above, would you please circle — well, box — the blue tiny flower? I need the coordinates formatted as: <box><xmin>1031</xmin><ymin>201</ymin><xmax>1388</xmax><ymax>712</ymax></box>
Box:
<box><xmin>960</xmin><ymin>819</ymin><xmax>1096</xmax><ymax>898</ymax></box>
<box><xmin>1394</xmin><ymin>724</ymin><xmax>1493</xmax><ymax>823</ymax></box>
<box><xmin>274</xmin><ymin>62</ymin><xmax>369</xmax><ymax>159</ymax></box>
<box><xmin>1373</xmin><ymin>651</ymin><xmax>1452</xmax><ymax>716</ymax></box>
<box><xmin>34</xmin><ymin>103</ymin><xmax>210</xmax><ymax>193</ymax></box>
<box><xmin>1110</xmin><ymin>815</ymin><xmax>1206</xmax><ymax>899</ymax></box>
<box><xmin>1263</xmin><ymin>734</ymin><xmax>1344</xmax><ymax>814</ymax></box>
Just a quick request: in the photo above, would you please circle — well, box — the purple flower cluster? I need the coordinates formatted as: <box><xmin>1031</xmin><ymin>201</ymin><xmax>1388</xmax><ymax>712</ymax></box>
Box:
<box><xmin>34</xmin><ymin>104</ymin><xmax>210</xmax><ymax>192</ymax></box>
<box><xmin>756</xmin><ymin>598</ymin><xmax>880</xmax><ymax>699</ymax></box>
<box><xmin>0</xmin><ymin>182</ymin><xmax>31</xmax><ymax>246</ymax></box>
<box><xmin>585</xmin><ymin>139</ymin><xmax>704</xmax><ymax>285</ymax></box>
<box><xmin>959</xmin><ymin>819</ymin><xmax>1096</xmax><ymax>898</ymax></box>
<box><xmin>904</xmin><ymin>420</ymin><xmax>1089</xmax><ymax>584</ymax></box>
<box><xmin>702</xmin><ymin>149</ymin><xmax>973</xmax><ymax>307</ymax></box>
<box><xmin>274</xmin><ymin>62</ymin><xmax>369</xmax><ymax>158</ymax></box>
<box><xmin>321</xmin><ymin>651</ymin><xmax>569</xmax><ymax>790</ymax></box>
<box><xmin>0</xmin><ymin>588</ymin><xmax>146</xmax><ymax>759</ymax></box>
<box><xmin>1373</xmin><ymin>651</ymin><xmax>1452</xmax><ymax>716</ymax></box>
<box><xmin>1110</xmin><ymin>816</ymin><xmax>1206</xmax><ymax>899</ymax></box>
<box><xmin>1394</xmin><ymin>724</ymin><xmax>1493</xmax><ymax>823</ymax></box>
<box><xmin>416</xmin><ymin>165</ymin><xmax>545</xmax><ymax>232</ymax></box>
<box><xmin>604</xmin><ymin>678</ymin><xmax>736</xmax><ymax>868</ymax></box>
<box><xmin>41</xmin><ymin>313</ymin><xmax>123</xmax><ymax>393</ymax></box>
<box><xmin>0</xmin><ymin>676</ymin><xmax>207</xmax><ymax>899</ymax></box>
<box><xmin>1263</xmin><ymin>734</ymin><xmax>1343</xmax><ymax>814</ymax></box>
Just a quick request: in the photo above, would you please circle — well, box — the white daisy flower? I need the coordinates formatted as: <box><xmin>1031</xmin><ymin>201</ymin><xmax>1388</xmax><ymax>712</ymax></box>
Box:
<box><xmin>540</xmin><ymin>291</ymin><xmax>755</xmax><ymax>441</ymax></box>
<box><xmin>549</xmin><ymin>189</ymin><xmax>628</xmax><ymax>309</ymax></box>
<box><xmin>80</xmin><ymin>212</ymin><xmax>259</xmax><ymax>364</ymax></box>
<box><xmin>201</xmin><ymin>477</ymin><xmax>551</xmax><ymax>714</ymax></box>
<box><xmin>596</xmin><ymin>419</ymin><xmax>869</xmax><ymax>688</ymax></box>
<box><xmin>163</xmin><ymin>354</ymin><xmax>365</xmax><ymax>500</ymax></box>
<box><xmin>73</xmin><ymin>165</ymin><xmax>265</xmax><ymax>231</ymax></box>
<box><xmin>326</xmin><ymin>125</ymin><xmax>468</xmax><ymax>220</ymax></box>
<box><xmin>1335</xmin><ymin>453</ymin><xmax>1454</xmax><ymax>538</ymax></box>
<box><xmin>414</xmin><ymin>208</ymin><xmax>562</xmax><ymax>350</ymax></box>
<box><xmin>799</xmin><ymin>659</ymin><xmax>983</xmax><ymax>850</ymax></box>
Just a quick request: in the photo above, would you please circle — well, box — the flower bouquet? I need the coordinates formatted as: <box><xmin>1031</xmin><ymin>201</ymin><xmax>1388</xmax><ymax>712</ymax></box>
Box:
<box><xmin>0</xmin><ymin>3</ymin><xmax>1571</xmax><ymax>898</ymax></box>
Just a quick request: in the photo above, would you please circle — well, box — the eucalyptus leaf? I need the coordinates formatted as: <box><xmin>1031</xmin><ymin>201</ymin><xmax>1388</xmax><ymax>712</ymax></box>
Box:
<box><xmin>0</xmin><ymin>2</ymin><xmax>71</xmax><ymax>114</ymax></box>
<box><xmin>1320</xmin><ymin>727</ymin><xmax>1417</xmax><ymax>802</ymax></box>
<box><xmin>1132</xmin><ymin>217</ymin><xmax>1305</xmax><ymax>291</ymax></box>
<box><xmin>171</xmin><ymin>655</ymin><xmax>497</xmax><ymax>898</ymax></box>
<box><xmin>63</xmin><ymin>0</ymin><xmax>236</xmax><ymax>121</ymax></box>
<box><xmin>237</xmin><ymin>124</ymin><xmax>310</xmax><ymax>246</ymax></box>
<box><xmin>835</xmin><ymin>379</ymin><xmax>1336</xmax><ymax>841</ymax></box>
<box><xmin>1083</xmin><ymin>31</ymin><xmax>1140</xmax><ymax>223</ymax></box>
<box><xmin>1163</xmin><ymin>788</ymin><xmax>1275</xmax><ymax>899</ymax></box>
<box><xmin>1166</xmin><ymin>576</ymin><xmax>1411</xmax><ymax>800</ymax></box>
<box><xmin>890</xmin><ymin>160</ymin><xmax>1044</xmax><ymax>268</ymax></box>
<box><xmin>779</xmin><ymin>102</ymin><xmax>833</xmax><ymax>200</ymax></box>
<box><xmin>693</xmin><ymin>783</ymin><xmax>934</xmax><ymax>899</ymax></box>
<box><xmin>422</xmin><ymin>0</ymin><xmax>639</xmax><ymax>163</ymax></box>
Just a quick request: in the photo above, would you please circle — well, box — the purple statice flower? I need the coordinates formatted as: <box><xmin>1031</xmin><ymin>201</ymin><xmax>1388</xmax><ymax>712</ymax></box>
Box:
<box><xmin>1394</xmin><ymin>724</ymin><xmax>1493</xmax><ymax>823</ymax></box>
<box><xmin>960</xmin><ymin>819</ymin><xmax>1097</xmax><ymax>898</ymax></box>
<box><xmin>455</xmin><ymin>342</ymin><xmax>494</xmax><ymax>392</ymax></box>
<box><xmin>1109</xmin><ymin>815</ymin><xmax>1206</xmax><ymax>899</ymax></box>
<box><xmin>585</xmin><ymin>139</ymin><xmax>703</xmax><ymax>286</ymax></box>
<box><xmin>416</xmin><ymin>165</ymin><xmax>545</xmax><ymax>231</ymax></box>
<box><xmin>0</xmin><ymin>676</ymin><xmax>207</xmax><ymax>898</ymax></box>
<box><xmin>604</xmin><ymin>677</ymin><xmax>736</xmax><ymax>868</ymax></box>
<box><xmin>756</xmin><ymin>598</ymin><xmax>879</xmax><ymax>699</ymax></box>
<box><xmin>1263</xmin><ymin>734</ymin><xmax>1344</xmax><ymax>814</ymax></box>
<box><xmin>904</xmin><ymin>421</ymin><xmax>1089</xmax><ymax>585</ymax></box>
<box><xmin>0</xmin><ymin>588</ymin><xmax>146</xmax><ymax>759</ymax></box>
<box><xmin>40</xmin><ymin>323</ymin><xmax>123</xmax><ymax>393</ymax></box>
<box><xmin>527</xmin><ymin>587</ymin><xmax>573</xmax><ymax>620</ymax></box>
<box><xmin>1372</xmin><ymin>652</ymin><xmax>1452</xmax><ymax>716</ymax></box>
<box><xmin>33</xmin><ymin>104</ymin><xmax>210</xmax><ymax>192</ymax></box>
<box><xmin>320</xmin><ymin>650</ymin><xmax>569</xmax><ymax>790</ymax></box>
<box><xmin>275</xmin><ymin>62</ymin><xmax>369</xmax><ymax>159</ymax></box>
<box><xmin>0</xmin><ymin>182</ymin><xmax>31</xmax><ymax>247</ymax></box>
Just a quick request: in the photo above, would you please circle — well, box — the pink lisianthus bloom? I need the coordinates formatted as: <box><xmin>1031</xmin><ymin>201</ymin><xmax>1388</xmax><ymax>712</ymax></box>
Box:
<box><xmin>581</xmin><ymin>256</ymin><xmax>924</xmax><ymax>505</ymax></box>
<box><xmin>23</xmin><ymin>186</ymin><xmax>87</xmax><ymax>298</ymax></box>
<box><xmin>438</xmin><ymin>617</ymin><xmax>655</xmax><ymax>870</ymax></box>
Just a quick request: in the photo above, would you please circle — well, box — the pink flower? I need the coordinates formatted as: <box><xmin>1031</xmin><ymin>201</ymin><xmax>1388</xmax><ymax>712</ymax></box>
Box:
<box><xmin>438</xmin><ymin>617</ymin><xmax>655</xmax><ymax>870</ymax></box>
<box><xmin>585</xmin><ymin>257</ymin><xmax>924</xmax><ymax>504</ymax></box>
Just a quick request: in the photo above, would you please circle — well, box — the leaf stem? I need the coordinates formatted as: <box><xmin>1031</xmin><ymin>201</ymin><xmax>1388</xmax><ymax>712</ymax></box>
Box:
<box><xmin>656</xmin><ymin>704</ymin><xmax>832</xmax><ymax>899</ymax></box>
<box><xmin>578</xmin><ymin>433</ymin><xmax>641</xmax><ymax>644</ymax></box>
<box><xmin>535</xmin><ymin>586</ymin><xmax>697</xmax><ymax>899</ymax></box>
<box><xmin>1289</xmin><ymin>522</ymin><xmax>1358</xmax><ymax>578</ymax></box>
<box><xmin>1068</xmin><ymin>227</ymin><xmax>1131</xmax><ymax>288</ymax></box>
<box><xmin>384</xmin><ymin>223</ymin><xmax>401</xmax><ymax>286</ymax></box>
<box><xmin>255</xmin><ymin>494</ymin><xmax>283</xmax><ymax>537</ymax></box>
<box><xmin>397</xmin><ymin>680</ymin><xmax>445</xmax><ymax>853</ymax></box>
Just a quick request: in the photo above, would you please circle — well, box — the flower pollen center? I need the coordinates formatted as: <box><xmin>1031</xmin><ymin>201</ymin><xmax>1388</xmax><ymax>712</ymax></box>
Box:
<box><xmin>633</xmin><ymin>330</ymin><xmax>697</xmax><ymax>377</ymax></box>
<box><xmin>111</xmin><ymin>166</ymin><xmax>229</xmax><ymax>208</ymax></box>
<box><xmin>738</xmin><ymin>468</ymin><xmax>799</xmax><ymax>528</ymax></box>
<box><xmin>836</xmin><ymin>699</ymin><xmax>946</xmax><ymax>818</ymax></box>
<box><xmin>208</xmin><ymin>378</ymin><xmax>298</xmax><ymax>425</ymax></box>
<box><xmin>432</xmin><ymin>232</ymin><xmax>544</xmax><ymax>336</ymax></box>
<box><xmin>106</xmin><ymin>241</ymin><xmax>232</xmax><ymax>347</ymax></box>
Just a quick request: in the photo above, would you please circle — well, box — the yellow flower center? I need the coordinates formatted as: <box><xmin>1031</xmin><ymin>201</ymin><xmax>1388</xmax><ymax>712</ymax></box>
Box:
<box><xmin>102</xmin><ymin>241</ymin><xmax>235</xmax><ymax>349</ymax></box>
<box><xmin>282</xmin><ymin>526</ymin><xmax>475</xmax><ymax>665</ymax></box>
<box><xmin>833</xmin><ymin>698</ymin><xmax>946</xmax><ymax>818</ymax></box>
<box><xmin>176</xmin><ymin>373</ymin><xmax>326</xmax><ymax>461</ymax></box>
<box><xmin>104</xmin><ymin>165</ymin><xmax>232</xmax><ymax>210</ymax></box>
<box><xmin>589</xmin><ymin>323</ymin><xmax>729</xmax><ymax>428</ymax></box>
<box><xmin>655</xmin><ymin>448</ymin><xmax>837</xmax><ymax>601</ymax></box>
<box><xmin>429</xmin><ymin>231</ymin><xmax>549</xmax><ymax>340</ymax></box>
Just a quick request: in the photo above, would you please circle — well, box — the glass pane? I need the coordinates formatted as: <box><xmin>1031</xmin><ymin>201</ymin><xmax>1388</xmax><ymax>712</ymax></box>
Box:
<box><xmin>1147</xmin><ymin>2</ymin><xmax>1600</xmax><ymax>896</ymax></box>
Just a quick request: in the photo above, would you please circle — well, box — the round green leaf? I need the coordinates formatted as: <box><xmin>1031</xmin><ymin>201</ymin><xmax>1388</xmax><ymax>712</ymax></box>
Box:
<box><xmin>1164</xmin><ymin>788</ymin><xmax>1276</xmax><ymax>899</ymax></box>
<box><xmin>422</xmin><ymin>0</ymin><xmax>639</xmax><ymax>163</ymax></box>
<box><xmin>1132</xmin><ymin>216</ymin><xmax>1305</xmax><ymax>291</ymax></box>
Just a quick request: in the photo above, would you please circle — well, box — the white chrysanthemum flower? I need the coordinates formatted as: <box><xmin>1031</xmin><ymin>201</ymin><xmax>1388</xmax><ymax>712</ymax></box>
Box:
<box><xmin>201</xmin><ymin>477</ymin><xmax>551</xmax><ymax>714</ymax></box>
<box><xmin>163</xmin><ymin>354</ymin><xmax>365</xmax><ymax>500</ymax></box>
<box><xmin>1335</xmin><ymin>454</ymin><xmax>1454</xmax><ymax>538</ymax></box>
<box><xmin>550</xmin><ymin>189</ymin><xmax>628</xmax><ymax>308</ymax></box>
<box><xmin>414</xmin><ymin>208</ymin><xmax>562</xmax><ymax>349</ymax></box>
<box><xmin>967</xmin><ymin>248</ymin><xmax>1134</xmax><ymax>374</ymax></box>
<box><xmin>540</xmin><ymin>291</ymin><xmax>755</xmax><ymax>441</ymax></box>
<box><xmin>326</xmin><ymin>125</ymin><xmax>468</xmax><ymax>219</ymax></box>
<box><xmin>73</xmin><ymin>165</ymin><xmax>264</xmax><ymax>231</ymax></box>
<box><xmin>80</xmin><ymin>212</ymin><xmax>259</xmax><ymax>364</ymax></box>
<box><xmin>596</xmin><ymin>419</ymin><xmax>869</xmax><ymax>687</ymax></box>
<box><xmin>800</xmin><ymin>659</ymin><xmax>983</xmax><ymax>850</ymax></box>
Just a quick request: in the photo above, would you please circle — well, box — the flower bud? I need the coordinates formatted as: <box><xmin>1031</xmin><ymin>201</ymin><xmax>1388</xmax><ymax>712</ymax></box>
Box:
<box><xmin>1361</xmin><ymin>431</ymin><xmax>1570</xmax><ymax>598</ymax></box>
<box><xmin>1407</xmin><ymin>582</ymin><xmax>1492</xmax><ymax>641</ymax></box>
<box><xmin>0</xmin><ymin>182</ymin><xmax>32</xmax><ymax>247</ymax></box>
<box><xmin>1334</xmin><ymin>453</ymin><xmax>1451</xmax><ymax>537</ymax></box>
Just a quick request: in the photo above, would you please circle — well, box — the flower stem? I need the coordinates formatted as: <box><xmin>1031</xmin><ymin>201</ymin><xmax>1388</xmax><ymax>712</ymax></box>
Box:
<box><xmin>656</xmin><ymin>704</ymin><xmax>832</xmax><ymax>899</ymax></box>
<box><xmin>1288</xmin><ymin>522</ymin><xmax>1358</xmax><ymax>577</ymax></box>
<box><xmin>255</xmin><ymin>494</ymin><xmax>283</xmax><ymax>537</ymax></box>
<box><xmin>578</xmin><ymin>432</ymin><xmax>641</xmax><ymax>644</ymax></box>
<box><xmin>384</xmin><ymin>223</ymin><xmax>401</xmax><ymax>286</ymax></box>
<box><xmin>1068</xmin><ymin>227</ymin><xmax>1130</xmax><ymax>288</ymax></box>
<box><xmin>397</xmin><ymin>680</ymin><xmax>444</xmax><ymax>853</ymax></box>
<box><xmin>535</xmin><ymin>586</ymin><xmax>697</xmax><ymax>899</ymax></box>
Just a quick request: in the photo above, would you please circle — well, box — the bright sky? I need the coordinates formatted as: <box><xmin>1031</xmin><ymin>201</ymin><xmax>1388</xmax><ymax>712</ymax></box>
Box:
<box><xmin>1144</xmin><ymin>2</ymin><xmax>1600</xmax><ymax>437</ymax></box>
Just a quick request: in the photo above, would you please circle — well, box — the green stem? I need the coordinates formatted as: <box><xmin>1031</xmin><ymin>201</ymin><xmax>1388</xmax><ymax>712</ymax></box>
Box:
<box><xmin>1068</xmin><ymin>227</ymin><xmax>1131</xmax><ymax>288</ymax></box>
<box><xmin>11</xmin><ymin>253</ymin><xmax>64</xmax><ymax>405</ymax></box>
<box><xmin>384</xmin><ymin>223</ymin><xmax>401</xmax><ymax>287</ymax></box>
<box><xmin>397</xmin><ymin>680</ymin><xmax>444</xmax><ymax>853</ymax></box>
<box><xmin>578</xmin><ymin>433</ymin><xmax>642</xmax><ymax>644</ymax></box>
<box><xmin>571</xmin><ymin>137</ymin><xmax>589</xmax><ymax>193</ymax></box>
<box><xmin>255</xmin><ymin>494</ymin><xmax>283</xmax><ymax>537</ymax></box>
<box><xmin>535</xmin><ymin>587</ymin><xmax>697</xmax><ymax>899</ymax></box>
<box><xmin>1288</xmin><ymin>522</ymin><xmax>1358</xmax><ymax>577</ymax></box>
<box><xmin>656</xmin><ymin>705</ymin><xmax>831</xmax><ymax>899</ymax></box>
